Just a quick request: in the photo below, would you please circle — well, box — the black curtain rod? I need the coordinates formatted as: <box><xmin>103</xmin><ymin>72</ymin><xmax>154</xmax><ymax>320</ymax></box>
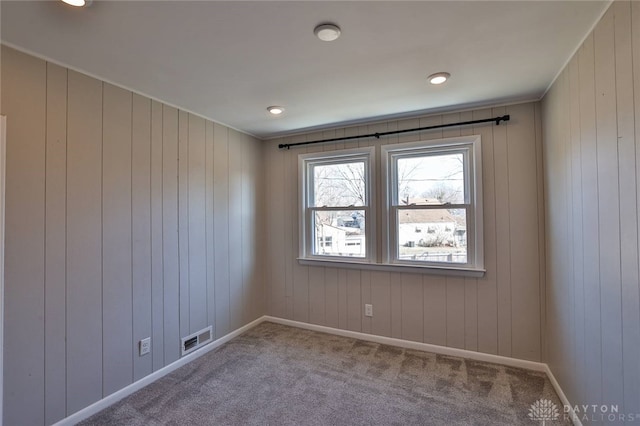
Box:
<box><xmin>278</xmin><ymin>114</ymin><xmax>510</xmax><ymax>150</ymax></box>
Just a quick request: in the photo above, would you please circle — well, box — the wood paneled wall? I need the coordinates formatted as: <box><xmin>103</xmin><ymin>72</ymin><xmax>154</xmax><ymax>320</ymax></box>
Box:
<box><xmin>1</xmin><ymin>46</ymin><xmax>265</xmax><ymax>425</ymax></box>
<box><xmin>265</xmin><ymin>102</ymin><xmax>546</xmax><ymax>362</ymax></box>
<box><xmin>542</xmin><ymin>2</ymin><xmax>640</xmax><ymax>417</ymax></box>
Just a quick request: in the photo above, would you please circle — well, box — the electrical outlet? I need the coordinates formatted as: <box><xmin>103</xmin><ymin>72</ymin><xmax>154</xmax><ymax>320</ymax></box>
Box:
<box><xmin>139</xmin><ymin>337</ymin><xmax>151</xmax><ymax>356</ymax></box>
<box><xmin>365</xmin><ymin>304</ymin><xmax>373</xmax><ymax>317</ymax></box>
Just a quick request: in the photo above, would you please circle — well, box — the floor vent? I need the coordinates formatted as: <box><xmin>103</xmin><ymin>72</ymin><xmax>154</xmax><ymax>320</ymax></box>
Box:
<box><xmin>181</xmin><ymin>326</ymin><xmax>213</xmax><ymax>356</ymax></box>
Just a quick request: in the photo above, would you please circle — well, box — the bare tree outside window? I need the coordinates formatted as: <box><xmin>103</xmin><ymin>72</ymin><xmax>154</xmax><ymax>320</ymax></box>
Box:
<box><xmin>313</xmin><ymin>162</ymin><xmax>365</xmax><ymax>207</ymax></box>
<box><xmin>310</xmin><ymin>161</ymin><xmax>368</xmax><ymax>258</ymax></box>
<box><xmin>396</xmin><ymin>153</ymin><xmax>464</xmax><ymax>204</ymax></box>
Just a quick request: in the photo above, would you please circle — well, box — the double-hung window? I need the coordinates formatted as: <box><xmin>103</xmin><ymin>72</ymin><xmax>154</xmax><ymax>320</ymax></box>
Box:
<box><xmin>382</xmin><ymin>136</ymin><xmax>483</xmax><ymax>271</ymax></box>
<box><xmin>299</xmin><ymin>147</ymin><xmax>375</xmax><ymax>262</ymax></box>
<box><xmin>299</xmin><ymin>135</ymin><xmax>483</xmax><ymax>276</ymax></box>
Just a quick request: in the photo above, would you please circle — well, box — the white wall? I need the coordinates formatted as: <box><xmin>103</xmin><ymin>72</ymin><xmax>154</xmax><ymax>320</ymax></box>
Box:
<box><xmin>1</xmin><ymin>45</ymin><xmax>266</xmax><ymax>426</ymax></box>
<box><xmin>265</xmin><ymin>102</ymin><xmax>546</xmax><ymax>362</ymax></box>
<box><xmin>542</xmin><ymin>1</ymin><xmax>640</xmax><ymax>420</ymax></box>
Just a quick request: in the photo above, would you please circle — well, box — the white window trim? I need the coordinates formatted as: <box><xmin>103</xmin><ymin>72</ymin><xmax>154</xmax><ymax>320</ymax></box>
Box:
<box><xmin>297</xmin><ymin>136</ymin><xmax>485</xmax><ymax>278</ymax></box>
<box><xmin>381</xmin><ymin>135</ymin><xmax>484</xmax><ymax>274</ymax></box>
<box><xmin>298</xmin><ymin>146</ymin><xmax>376</xmax><ymax>264</ymax></box>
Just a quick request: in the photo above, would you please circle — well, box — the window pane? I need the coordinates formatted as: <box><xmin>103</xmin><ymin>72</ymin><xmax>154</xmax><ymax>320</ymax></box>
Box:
<box><xmin>313</xmin><ymin>210</ymin><xmax>366</xmax><ymax>258</ymax></box>
<box><xmin>312</xmin><ymin>161</ymin><xmax>366</xmax><ymax>207</ymax></box>
<box><xmin>396</xmin><ymin>153</ymin><xmax>464</xmax><ymax>205</ymax></box>
<box><xmin>397</xmin><ymin>208</ymin><xmax>467</xmax><ymax>263</ymax></box>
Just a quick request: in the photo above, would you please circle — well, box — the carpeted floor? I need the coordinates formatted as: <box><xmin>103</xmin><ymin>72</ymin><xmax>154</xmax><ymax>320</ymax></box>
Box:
<box><xmin>80</xmin><ymin>322</ymin><xmax>568</xmax><ymax>425</ymax></box>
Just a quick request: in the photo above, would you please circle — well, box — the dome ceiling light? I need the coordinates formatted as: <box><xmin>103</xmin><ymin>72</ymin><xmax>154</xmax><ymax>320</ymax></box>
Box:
<box><xmin>267</xmin><ymin>106</ymin><xmax>285</xmax><ymax>115</ymax></box>
<box><xmin>428</xmin><ymin>72</ymin><xmax>451</xmax><ymax>85</ymax></box>
<box><xmin>314</xmin><ymin>23</ymin><xmax>341</xmax><ymax>42</ymax></box>
<box><xmin>60</xmin><ymin>0</ymin><xmax>92</xmax><ymax>7</ymax></box>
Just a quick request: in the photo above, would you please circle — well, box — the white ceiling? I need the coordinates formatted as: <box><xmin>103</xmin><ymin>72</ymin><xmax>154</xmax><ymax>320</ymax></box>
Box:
<box><xmin>1</xmin><ymin>1</ymin><xmax>608</xmax><ymax>139</ymax></box>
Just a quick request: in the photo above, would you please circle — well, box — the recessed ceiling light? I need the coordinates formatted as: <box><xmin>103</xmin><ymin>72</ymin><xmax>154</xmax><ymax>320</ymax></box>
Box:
<box><xmin>267</xmin><ymin>106</ymin><xmax>285</xmax><ymax>115</ymax></box>
<box><xmin>428</xmin><ymin>72</ymin><xmax>450</xmax><ymax>85</ymax></box>
<box><xmin>60</xmin><ymin>0</ymin><xmax>92</xmax><ymax>6</ymax></box>
<box><xmin>314</xmin><ymin>23</ymin><xmax>341</xmax><ymax>42</ymax></box>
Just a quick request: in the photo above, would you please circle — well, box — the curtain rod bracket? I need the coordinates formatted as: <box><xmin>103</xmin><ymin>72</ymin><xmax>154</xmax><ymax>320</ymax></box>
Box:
<box><xmin>496</xmin><ymin>115</ymin><xmax>510</xmax><ymax>125</ymax></box>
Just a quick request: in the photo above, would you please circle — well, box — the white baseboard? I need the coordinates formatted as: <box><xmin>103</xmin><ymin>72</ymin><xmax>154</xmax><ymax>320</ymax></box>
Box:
<box><xmin>544</xmin><ymin>365</ymin><xmax>582</xmax><ymax>426</ymax></box>
<box><xmin>53</xmin><ymin>314</ymin><xmax>577</xmax><ymax>426</ymax></box>
<box><xmin>53</xmin><ymin>316</ymin><xmax>266</xmax><ymax>426</ymax></box>
<box><xmin>264</xmin><ymin>316</ymin><xmax>547</xmax><ymax>372</ymax></box>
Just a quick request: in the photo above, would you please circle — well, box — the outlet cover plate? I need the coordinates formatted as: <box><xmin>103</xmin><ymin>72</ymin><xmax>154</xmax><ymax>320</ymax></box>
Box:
<box><xmin>140</xmin><ymin>337</ymin><xmax>151</xmax><ymax>356</ymax></box>
<box><xmin>365</xmin><ymin>304</ymin><xmax>373</xmax><ymax>317</ymax></box>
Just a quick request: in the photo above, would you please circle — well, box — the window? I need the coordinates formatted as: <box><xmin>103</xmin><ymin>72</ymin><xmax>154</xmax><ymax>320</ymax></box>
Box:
<box><xmin>299</xmin><ymin>147</ymin><xmax>375</xmax><ymax>262</ymax></box>
<box><xmin>299</xmin><ymin>136</ymin><xmax>483</xmax><ymax>275</ymax></box>
<box><xmin>382</xmin><ymin>135</ymin><xmax>483</xmax><ymax>271</ymax></box>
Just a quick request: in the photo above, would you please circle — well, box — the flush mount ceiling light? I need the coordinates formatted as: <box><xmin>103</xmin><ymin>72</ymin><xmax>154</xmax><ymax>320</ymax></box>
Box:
<box><xmin>267</xmin><ymin>106</ymin><xmax>285</xmax><ymax>115</ymax></box>
<box><xmin>60</xmin><ymin>0</ymin><xmax>92</xmax><ymax>6</ymax></box>
<box><xmin>314</xmin><ymin>23</ymin><xmax>341</xmax><ymax>42</ymax></box>
<box><xmin>428</xmin><ymin>72</ymin><xmax>450</xmax><ymax>85</ymax></box>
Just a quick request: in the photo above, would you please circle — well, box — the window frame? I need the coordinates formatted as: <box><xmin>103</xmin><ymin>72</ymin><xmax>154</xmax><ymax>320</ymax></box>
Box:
<box><xmin>298</xmin><ymin>147</ymin><xmax>376</xmax><ymax>263</ymax></box>
<box><xmin>381</xmin><ymin>135</ymin><xmax>484</xmax><ymax>272</ymax></box>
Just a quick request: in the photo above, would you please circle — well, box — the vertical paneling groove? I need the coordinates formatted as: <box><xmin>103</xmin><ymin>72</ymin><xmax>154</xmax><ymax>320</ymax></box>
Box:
<box><xmin>325</xmin><ymin>267</ymin><xmax>339</xmax><ymax>328</ymax></box>
<box><xmin>371</xmin><ymin>271</ymin><xmax>391</xmax><ymax>337</ymax></box>
<box><xmin>346</xmin><ymin>269</ymin><xmax>362</xmax><ymax>332</ymax></box>
<box><xmin>132</xmin><ymin>94</ymin><xmax>152</xmax><ymax>381</ymax></box>
<box><xmin>213</xmin><ymin>123</ymin><xmax>230</xmax><ymax>337</ymax></box>
<box><xmin>474</xmin><ymin>108</ymin><xmax>498</xmax><ymax>355</ymax></box>
<box><xmin>246</xmin><ymin>133</ymin><xmax>259</xmax><ymax>321</ymax></box>
<box><xmin>308</xmin><ymin>266</ymin><xmax>326</xmax><ymax>326</ymax></box>
<box><xmin>338</xmin><ymin>269</ymin><xmax>348</xmax><ymax>330</ymax></box>
<box><xmin>162</xmin><ymin>106</ymin><xmax>180</xmax><ymax>364</ymax></box>
<box><xmin>423</xmin><ymin>274</ymin><xmax>446</xmax><ymax>346</ymax></box>
<box><xmin>567</xmin><ymin>56</ymin><xmax>584</xmax><ymax>402</ymax></box>
<box><xmin>266</xmin><ymin>138</ymin><xmax>286</xmax><ymax>318</ymax></box>
<box><xmin>150</xmin><ymin>100</ymin><xmax>164</xmax><ymax>372</ymax></box>
<box><xmin>205</xmin><ymin>121</ymin><xmax>216</xmax><ymax>334</ymax></box>
<box><xmin>442</xmin><ymin>114</ymin><xmax>465</xmax><ymax>350</ymax></box>
<box><xmin>306</xmin><ymin>136</ymin><xmax>326</xmax><ymax>323</ymax></box>
<box><xmin>66</xmin><ymin>70</ymin><xmax>103</xmax><ymax>415</ymax></box>
<box><xmin>177</xmin><ymin>111</ymin><xmax>190</xmax><ymax>338</ymax></box>
<box><xmin>45</xmin><ymin>62</ymin><xmax>67</xmax><ymax>425</ymax></box>
<box><xmin>285</xmin><ymin>136</ymin><xmax>299</xmax><ymax>321</ymax></box>
<box><xmin>578</xmin><ymin>34</ymin><xmax>603</xmax><ymax>406</ymax></box>
<box><xmin>534</xmin><ymin>101</ymin><xmax>547</xmax><ymax>366</ymax></box>
<box><xmin>228</xmin><ymin>130</ymin><xmax>243</xmax><ymax>331</ymax></box>
<box><xmin>459</xmin><ymin>111</ymin><xmax>478</xmax><ymax>352</ymax></box>
<box><xmin>492</xmin><ymin>106</ymin><xmax>512</xmax><ymax>357</ymax></box>
<box><xmin>187</xmin><ymin>115</ymin><xmax>207</xmax><ymax>333</ymax></box>
<box><xmin>400</xmin><ymin>273</ymin><xmax>423</xmax><ymax>342</ymax></box>
<box><xmin>445</xmin><ymin>277</ymin><xmax>465</xmax><ymax>349</ymax></box>
<box><xmin>102</xmin><ymin>84</ymin><xmax>133</xmax><ymax>396</ymax></box>
<box><xmin>2</xmin><ymin>47</ymin><xmax>46</xmax><ymax>426</ymax></box>
<box><xmin>293</xmin><ymin>135</ymin><xmax>310</xmax><ymax>324</ymax></box>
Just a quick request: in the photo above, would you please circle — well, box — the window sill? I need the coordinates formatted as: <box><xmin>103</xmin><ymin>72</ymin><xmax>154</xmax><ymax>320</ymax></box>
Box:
<box><xmin>297</xmin><ymin>258</ymin><xmax>485</xmax><ymax>278</ymax></box>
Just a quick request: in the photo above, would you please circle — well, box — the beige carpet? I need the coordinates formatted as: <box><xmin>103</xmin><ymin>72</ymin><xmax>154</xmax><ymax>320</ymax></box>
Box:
<box><xmin>80</xmin><ymin>322</ymin><xmax>568</xmax><ymax>425</ymax></box>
